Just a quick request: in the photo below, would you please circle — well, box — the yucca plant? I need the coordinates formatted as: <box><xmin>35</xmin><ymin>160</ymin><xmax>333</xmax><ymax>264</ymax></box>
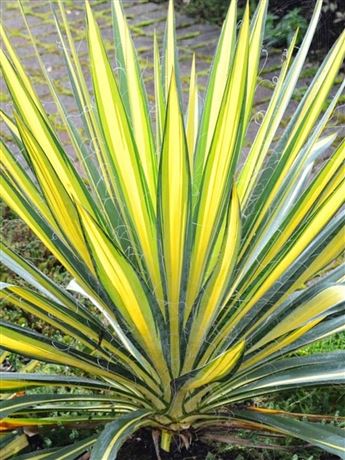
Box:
<box><xmin>0</xmin><ymin>0</ymin><xmax>344</xmax><ymax>458</ymax></box>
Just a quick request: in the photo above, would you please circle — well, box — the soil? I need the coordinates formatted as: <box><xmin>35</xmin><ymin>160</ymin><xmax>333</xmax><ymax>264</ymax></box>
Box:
<box><xmin>115</xmin><ymin>429</ymin><xmax>339</xmax><ymax>460</ymax></box>
<box><xmin>118</xmin><ymin>430</ymin><xmax>215</xmax><ymax>459</ymax></box>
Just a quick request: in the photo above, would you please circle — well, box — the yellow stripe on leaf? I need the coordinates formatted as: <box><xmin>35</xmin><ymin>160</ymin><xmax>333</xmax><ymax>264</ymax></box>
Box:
<box><xmin>209</xmin><ymin>180</ymin><xmax>345</xmax><ymax>358</ymax></box>
<box><xmin>76</xmin><ymin>204</ymin><xmax>169</xmax><ymax>384</ymax></box>
<box><xmin>194</xmin><ymin>0</ymin><xmax>237</xmax><ymax>177</ymax></box>
<box><xmin>182</xmin><ymin>186</ymin><xmax>241</xmax><ymax>372</ymax></box>
<box><xmin>241</xmin><ymin>137</ymin><xmax>345</xmax><ymax>288</ymax></box>
<box><xmin>164</xmin><ymin>0</ymin><xmax>177</xmax><ymax>99</ymax></box>
<box><xmin>154</xmin><ymin>31</ymin><xmax>165</xmax><ymax>151</ymax></box>
<box><xmin>187</xmin><ymin>341</ymin><xmax>245</xmax><ymax>390</ymax></box>
<box><xmin>184</xmin><ymin>7</ymin><xmax>249</xmax><ymax>323</ymax></box>
<box><xmin>0</xmin><ymin>50</ymin><xmax>95</xmax><ymax>219</ymax></box>
<box><xmin>240</xmin><ymin>29</ymin><xmax>345</xmax><ymax>254</ymax></box>
<box><xmin>244</xmin><ymin>0</ymin><xmax>268</xmax><ymax>126</ymax></box>
<box><xmin>0</xmin><ymin>110</ymin><xmax>19</xmax><ymax>139</ymax></box>
<box><xmin>86</xmin><ymin>3</ymin><xmax>163</xmax><ymax>300</ymax></box>
<box><xmin>0</xmin><ymin>142</ymin><xmax>55</xmax><ymax>229</ymax></box>
<box><xmin>237</xmin><ymin>28</ymin><xmax>298</xmax><ymax>205</ymax></box>
<box><xmin>112</xmin><ymin>0</ymin><xmax>157</xmax><ymax>203</ymax></box>
<box><xmin>0</xmin><ymin>176</ymin><xmax>84</xmax><ymax>279</ymax></box>
<box><xmin>159</xmin><ymin>72</ymin><xmax>191</xmax><ymax>376</ymax></box>
<box><xmin>247</xmin><ymin>285</ymin><xmax>345</xmax><ymax>353</ymax></box>
<box><xmin>15</xmin><ymin>118</ymin><xmax>93</xmax><ymax>269</ymax></box>
<box><xmin>241</xmin><ymin>320</ymin><xmax>320</xmax><ymax>370</ymax></box>
<box><xmin>186</xmin><ymin>54</ymin><xmax>198</xmax><ymax>166</ymax></box>
<box><xmin>243</xmin><ymin>228</ymin><xmax>345</xmax><ymax>340</ymax></box>
<box><xmin>0</xmin><ymin>285</ymin><xmax>100</xmax><ymax>349</ymax></box>
<box><xmin>0</xmin><ymin>325</ymin><xmax>126</xmax><ymax>384</ymax></box>
<box><xmin>0</xmin><ymin>23</ymin><xmax>42</xmax><ymax>111</ymax></box>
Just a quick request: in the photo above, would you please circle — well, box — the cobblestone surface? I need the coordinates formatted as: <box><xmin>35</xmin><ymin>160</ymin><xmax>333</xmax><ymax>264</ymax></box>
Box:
<box><xmin>1</xmin><ymin>0</ymin><xmax>344</xmax><ymax>156</ymax></box>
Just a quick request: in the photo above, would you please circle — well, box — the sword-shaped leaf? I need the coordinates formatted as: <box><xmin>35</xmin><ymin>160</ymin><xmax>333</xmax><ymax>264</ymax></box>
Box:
<box><xmin>158</xmin><ymin>72</ymin><xmax>191</xmax><ymax>376</ymax></box>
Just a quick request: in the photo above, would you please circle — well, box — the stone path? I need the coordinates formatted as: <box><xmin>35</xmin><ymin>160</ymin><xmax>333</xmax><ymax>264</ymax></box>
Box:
<box><xmin>1</xmin><ymin>0</ymin><xmax>344</xmax><ymax>154</ymax></box>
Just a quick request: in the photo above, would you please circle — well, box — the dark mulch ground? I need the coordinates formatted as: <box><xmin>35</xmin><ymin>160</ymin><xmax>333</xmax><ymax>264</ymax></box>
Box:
<box><xmin>118</xmin><ymin>430</ymin><xmax>213</xmax><ymax>459</ymax></box>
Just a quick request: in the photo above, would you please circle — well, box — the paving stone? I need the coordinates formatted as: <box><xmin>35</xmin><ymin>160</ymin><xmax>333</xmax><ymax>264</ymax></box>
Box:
<box><xmin>124</xmin><ymin>2</ymin><xmax>164</xmax><ymax>16</ymax></box>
